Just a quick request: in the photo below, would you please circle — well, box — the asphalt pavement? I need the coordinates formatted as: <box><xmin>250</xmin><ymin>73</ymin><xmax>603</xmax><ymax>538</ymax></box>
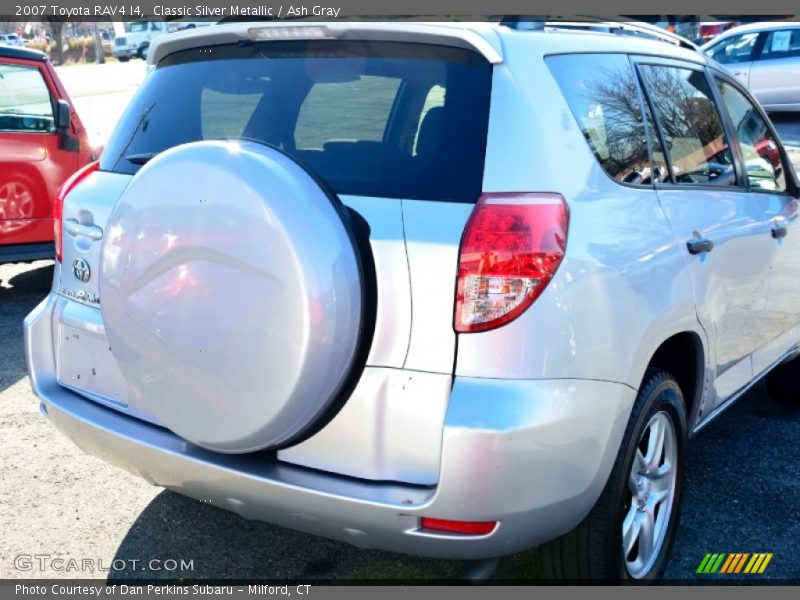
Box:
<box><xmin>0</xmin><ymin>61</ymin><xmax>799</xmax><ymax>583</ymax></box>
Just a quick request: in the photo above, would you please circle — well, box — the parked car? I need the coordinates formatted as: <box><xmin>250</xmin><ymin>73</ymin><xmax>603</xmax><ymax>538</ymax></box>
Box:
<box><xmin>702</xmin><ymin>22</ymin><xmax>800</xmax><ymax>112</ymax></box>
<box><xmin>112</xmin><ymin>21</ymin><xmax>170</xmax><ymax>61</ymax></box>
<box><xmin>25</xmin><ymin>22</ymin><xmax>800</xmax><ymax>581</ymax></box>
<box><xmin>695</xmin><ymin>21</ymin><xmax>738</xmax><ymax>44</ymax></box>
<box><xmin>0</xmin><ymin>46</ymin><xmax>93</xmax><ymax>263</ymax></box>
<box><xmin>0</xmin><ymin>33</ymin><xmax>25</xmax><ymax>47</ymax></box>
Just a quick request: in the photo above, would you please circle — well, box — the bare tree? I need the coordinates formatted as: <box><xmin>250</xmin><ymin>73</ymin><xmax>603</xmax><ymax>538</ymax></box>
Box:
<box><xmin>92</xmin><ymin>23</ymin><xmax>105</xmax><ymax>64</ymax></box>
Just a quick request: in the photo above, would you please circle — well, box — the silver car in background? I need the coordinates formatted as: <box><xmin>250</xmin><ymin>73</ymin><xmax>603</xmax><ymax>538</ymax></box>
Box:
<box><xmin>24</xmin><ymin>21</ymin><xmax>800</xmax><ymax>581</ymax></box>
<box><xmin>702</xmin><ymin>21</ymin><xmax>800</xmax><ymax>112</ymax></box>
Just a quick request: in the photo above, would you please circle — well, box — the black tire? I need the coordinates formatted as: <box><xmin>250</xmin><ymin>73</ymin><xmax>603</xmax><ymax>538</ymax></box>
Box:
<box><xmin>136</xmin><ymin>45</ymin><xmax>148</xmax><ymax>60</ymax></box>
<box><xmin>117</xmin><ymin>56</ymin><xmax>129</xmax><ymax>62</ymax></box>
<box><xmin>765</xmin><ymin>357</ymin><xmax>798</xmax><ymax>404</ymax></box>
<box><xmin>540</xmin><ymin>369</ymin><xmax>687</xmax><ymax>582</ymax></box>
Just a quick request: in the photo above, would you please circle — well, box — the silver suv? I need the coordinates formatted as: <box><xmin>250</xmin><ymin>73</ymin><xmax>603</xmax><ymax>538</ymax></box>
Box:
<box><xmin>25</xmin><ymin>21</ymin><xmax>800</xmax><ymax>581</ymax></box>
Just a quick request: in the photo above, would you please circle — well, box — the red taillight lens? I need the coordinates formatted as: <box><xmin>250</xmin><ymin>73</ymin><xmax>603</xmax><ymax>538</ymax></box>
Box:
<box><xmin>420</xmin><ymin>517</ymin><xmax>497</xmax><ymax>535</ymax></box>
<box><xmin>54</xmin><ymin>161</ymin><xmax>99</xmax><ymax>262</ymax></box>
<box><xmin>454</xmin><ymin>193</ymin><xmax>569</xmax><ymax>333</ymax></box>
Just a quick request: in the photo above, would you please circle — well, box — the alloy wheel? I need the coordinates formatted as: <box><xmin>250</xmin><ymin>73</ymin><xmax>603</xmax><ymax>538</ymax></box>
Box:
<box><xmin>622</xmin><ymin>410</ymin><xmax>678</xmax><ymax>579</ymax></box>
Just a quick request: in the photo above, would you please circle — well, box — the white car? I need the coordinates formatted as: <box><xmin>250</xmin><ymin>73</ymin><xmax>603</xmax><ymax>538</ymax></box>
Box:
<box><xmin>0</xmin><ymin>33</ymin><xmax>25</xmax><ymax>47</ymax></box>
<box><xmin>25</xmin><ymin>21</ymin><xmax>800</xmax><ymax>581</ymax></box>
<box><xmin>702</xmin><ymin>21</ymin><xmax>800</xmax><ymax>111</ymax></box>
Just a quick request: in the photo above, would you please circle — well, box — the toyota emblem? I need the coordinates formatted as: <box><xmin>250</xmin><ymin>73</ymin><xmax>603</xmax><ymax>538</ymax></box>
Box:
<box><xmin>72</xmin><ymin>258</ymin><xmax>91</xmax><ymax>283</ymax></box>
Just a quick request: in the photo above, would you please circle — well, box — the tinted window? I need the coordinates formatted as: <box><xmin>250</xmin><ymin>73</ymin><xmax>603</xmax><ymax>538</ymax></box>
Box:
<box><xmin>100</xmin><ymin>41</ymin><xmax>491</xmax><ymax>203</ymax></box>
<box><xmin>716</xmin><ymin>80</ymin><xmax>787</xmax><ymax>192</ymax></box>
<box><xmin>294</xmin><ymin>76</ymin><xmax>401</xmax><ymax>149</ymax></box>
<box><xmin>704</xmin><ymin>32</ymin><xmax>759</xmax><ymax>64</ymax></box>
<box><xmin>759</xmin><ymin>29</ymin><xmax>800</xmax><ymax>60</ymax></box>
<box><xmin>640</xmin><ymin>65</ymin><xmax>736</xmax><ymax>186</ymax></box>
<box><xmin>547</xmin><ymin>54</ymin><xmax>664</xmax><ymax>185</ymax></box>
<box><xmin>0</xmin><ymin>63</ymin><xmax>54</xmax><ymax>132</ymax></box>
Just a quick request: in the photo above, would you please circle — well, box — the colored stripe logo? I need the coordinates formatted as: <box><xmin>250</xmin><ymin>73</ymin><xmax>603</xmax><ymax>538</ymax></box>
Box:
<box><xmin>697</xmin><ymin>553</ymin><xmax>773</xmax><ymax>574</ymax></box>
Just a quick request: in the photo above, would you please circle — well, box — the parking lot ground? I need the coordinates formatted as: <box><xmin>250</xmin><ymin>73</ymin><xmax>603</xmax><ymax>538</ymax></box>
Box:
<box><xmin>1</xmin><ymin>261</ymin><xmax>799</xmax><ymax>582</ymax></box>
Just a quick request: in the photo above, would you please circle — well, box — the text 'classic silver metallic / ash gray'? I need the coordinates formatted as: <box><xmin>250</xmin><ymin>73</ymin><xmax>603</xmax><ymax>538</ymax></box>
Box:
<box><xmin>24</xmin><ymin>21</ymin><xmax>800</xmax><ymax>581</ymax></box>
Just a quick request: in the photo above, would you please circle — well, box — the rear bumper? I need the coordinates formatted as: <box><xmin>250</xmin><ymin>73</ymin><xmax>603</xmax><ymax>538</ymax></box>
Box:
<box><xmin>112</xmin><ymin>47</ymin><xmax>136</xmax><ymax>58</ymax></box>
<box><xmin>25</xmin><ymin>292</ymin><xmax>635</xmax><ymax>559</ymax></box>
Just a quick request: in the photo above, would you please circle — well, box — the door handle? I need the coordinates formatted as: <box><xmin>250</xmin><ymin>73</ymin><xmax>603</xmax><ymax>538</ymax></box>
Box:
<box><xmin>687</xmin><ymin>238</ymin><xmax>714</xmax><ymax>255</ymax></box>
<box><xmin>772</xmin><ymin>224</ymin><xmax>788</xmax><ymax>239</ymax></box>
<box><xmin>64</xmin><ymin>219</ymin><xmax>103</xmax><ymax>241</ymax></box>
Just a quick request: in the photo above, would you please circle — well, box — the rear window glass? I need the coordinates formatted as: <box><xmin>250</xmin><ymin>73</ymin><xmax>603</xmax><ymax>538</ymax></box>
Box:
<box><xmin>100</xmin><ymin>41</ymin><xmax>492</xmax><ymax>202</ymax></box>
<box><xmin>546</xmin><ymin>54</ymin><xmax>661</xmax><ymax>186</ymax></box>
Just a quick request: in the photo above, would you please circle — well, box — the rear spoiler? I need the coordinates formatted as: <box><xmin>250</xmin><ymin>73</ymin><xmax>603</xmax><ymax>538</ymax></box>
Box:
<box><xmin>148</xmin><ymin>22</ymin><xmax>504</xmax><ymax>66</ymax></box>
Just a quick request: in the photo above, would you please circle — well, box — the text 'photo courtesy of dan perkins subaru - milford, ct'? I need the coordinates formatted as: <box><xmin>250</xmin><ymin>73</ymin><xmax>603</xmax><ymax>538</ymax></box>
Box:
<box><xmin>2</xmin><ymin>0</ymin><xmax>800</xmax><ymax>597</ymax></box>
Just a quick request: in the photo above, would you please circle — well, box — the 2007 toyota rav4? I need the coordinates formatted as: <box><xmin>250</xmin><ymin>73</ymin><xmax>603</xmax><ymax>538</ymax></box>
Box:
<box><xmin>25</xmin><ymin>21</ymin><xmax>800</xmax><ymax>581</ymax></box>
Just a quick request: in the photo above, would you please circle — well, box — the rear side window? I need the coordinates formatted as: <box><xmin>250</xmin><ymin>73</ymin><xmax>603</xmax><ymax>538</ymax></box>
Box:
<box><xmin>715</xmin><ymin>80</ymin><xmax>787</xmax><ymax>193</ymax></box>
<box><xmin>547</xmin><ymin>54</ymin><xmax>660</xmax><ymax>186</ymax></box>
<box><xmin>639</xmin><ymin>65</ymin><xmax>736</xmax><ymax>187</ymax></box>
<box><xmin>100</xmin><ymin>41</ymin><xmax>492</xmax><ymax>203</ymax></box>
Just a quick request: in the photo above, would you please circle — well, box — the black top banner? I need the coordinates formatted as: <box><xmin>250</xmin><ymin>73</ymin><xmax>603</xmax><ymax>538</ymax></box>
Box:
<box><xmin>0</xmin><ymin>0</ymin><xmax>797</xmax><ymax>20</ymax></box>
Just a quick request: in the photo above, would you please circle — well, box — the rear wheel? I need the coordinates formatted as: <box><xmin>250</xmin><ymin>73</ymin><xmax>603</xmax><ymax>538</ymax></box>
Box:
<box><xmin>765</xmin><ymin>357</ymin><xmax>798</xmax><ymax>404</ymax></box>
<box><xmin>136</xmin><ymin>45</ymin><xmax>148</xmax><ymax>60</ymax></box>
<box><xmin>117</xmin><ymin>56</ymin><xmax>129</xmax><ymax>62</ymax></box>
<box><xmin>541</xmin><ymin>369</ymin><xmax>687</xmax><ymax>581</ymax></box>
<box><xmin>0</xmin><ymin>174</ymin><xmax>35</xmax><ymax>222</ymax></box>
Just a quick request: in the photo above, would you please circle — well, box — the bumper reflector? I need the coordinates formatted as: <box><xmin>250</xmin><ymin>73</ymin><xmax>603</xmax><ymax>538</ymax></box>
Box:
<box><xmin>420</xmin><ymin>517</ymin><xmax>497</xmax><ymax>535</ymax></box>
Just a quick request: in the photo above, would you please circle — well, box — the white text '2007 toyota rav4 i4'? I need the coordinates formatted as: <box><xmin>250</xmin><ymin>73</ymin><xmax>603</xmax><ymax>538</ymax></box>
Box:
<box><xmin>24</xmin><ymin>21</ymin><xmax>800</xmax><ymax>581</ymax></box>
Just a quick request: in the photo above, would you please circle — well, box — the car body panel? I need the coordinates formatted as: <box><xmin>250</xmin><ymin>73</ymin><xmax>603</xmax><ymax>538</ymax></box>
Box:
<box><xmin>749</xmin><ymin>55</ymin><xmax>800</xmax><ymax>111</ymax></box>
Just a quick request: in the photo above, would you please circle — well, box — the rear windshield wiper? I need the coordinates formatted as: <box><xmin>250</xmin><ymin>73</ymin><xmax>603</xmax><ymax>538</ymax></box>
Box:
<box><xmin>125</xmin><ymin>152</ymin><xmax>158</xmax><ymax>165</ymax></box>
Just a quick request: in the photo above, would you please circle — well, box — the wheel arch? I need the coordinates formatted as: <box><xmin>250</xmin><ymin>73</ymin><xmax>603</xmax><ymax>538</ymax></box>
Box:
<box><xmin>639</xmin><ymin>330</ymin><xmax>707</xmax><ymax>432</ymax></box>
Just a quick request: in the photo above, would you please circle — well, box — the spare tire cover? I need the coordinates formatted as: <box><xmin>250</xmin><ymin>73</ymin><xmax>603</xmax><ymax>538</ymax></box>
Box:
<box><xmin>100</xmin><ymin>140</ymin><xmax>364</xmax><ymax>453</ymax></box>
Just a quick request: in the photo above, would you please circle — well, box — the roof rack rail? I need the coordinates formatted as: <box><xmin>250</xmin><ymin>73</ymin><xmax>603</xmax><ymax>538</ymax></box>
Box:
<box><xmin>500</xmin><ymin>17</ymin><xmax>698</xmax><ymax>51</ymax></box>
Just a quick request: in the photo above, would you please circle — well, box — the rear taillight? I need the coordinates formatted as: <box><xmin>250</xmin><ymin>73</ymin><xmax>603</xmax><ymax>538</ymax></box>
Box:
<box><xmin>54</xmin><ymin>161</ymin><xmax>99</xmax><ymax>262</ymax></box>
<box><xmin>454</xmin><ymin>193</ymin><xmax>569</xmax><ymax>333</ymax></box>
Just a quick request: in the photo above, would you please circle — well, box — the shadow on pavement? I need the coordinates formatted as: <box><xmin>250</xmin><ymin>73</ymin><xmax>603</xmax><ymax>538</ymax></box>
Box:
<box><xmin>108</xmin><ymin>489</ymin><xmax>469</xmax><ymax>581</ymax></box>
<box><xmin>0</xmin><ymin>261</ymin><xmax>53</xmax><ymax>394</ymax></box>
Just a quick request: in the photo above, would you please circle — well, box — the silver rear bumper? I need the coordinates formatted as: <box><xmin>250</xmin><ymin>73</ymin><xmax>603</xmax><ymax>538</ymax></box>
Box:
<box><xmin>25</xmin><ymin>292</ymin><xmax>635</xmax><ymax>559</ymax></box>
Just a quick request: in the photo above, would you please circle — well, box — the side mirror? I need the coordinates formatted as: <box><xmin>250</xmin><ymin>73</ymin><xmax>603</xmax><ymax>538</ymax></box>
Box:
<box><xmin>55</xmin><ymin>100</ymin><xmax>71</xmax><ymax>133</ymax></box>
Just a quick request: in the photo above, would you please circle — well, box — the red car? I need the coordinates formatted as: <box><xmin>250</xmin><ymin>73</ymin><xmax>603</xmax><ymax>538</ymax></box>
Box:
<box><xmin>0</xmin><ymin>46</ymin><xmax>93</xmax><ymax>263</ymax></box>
